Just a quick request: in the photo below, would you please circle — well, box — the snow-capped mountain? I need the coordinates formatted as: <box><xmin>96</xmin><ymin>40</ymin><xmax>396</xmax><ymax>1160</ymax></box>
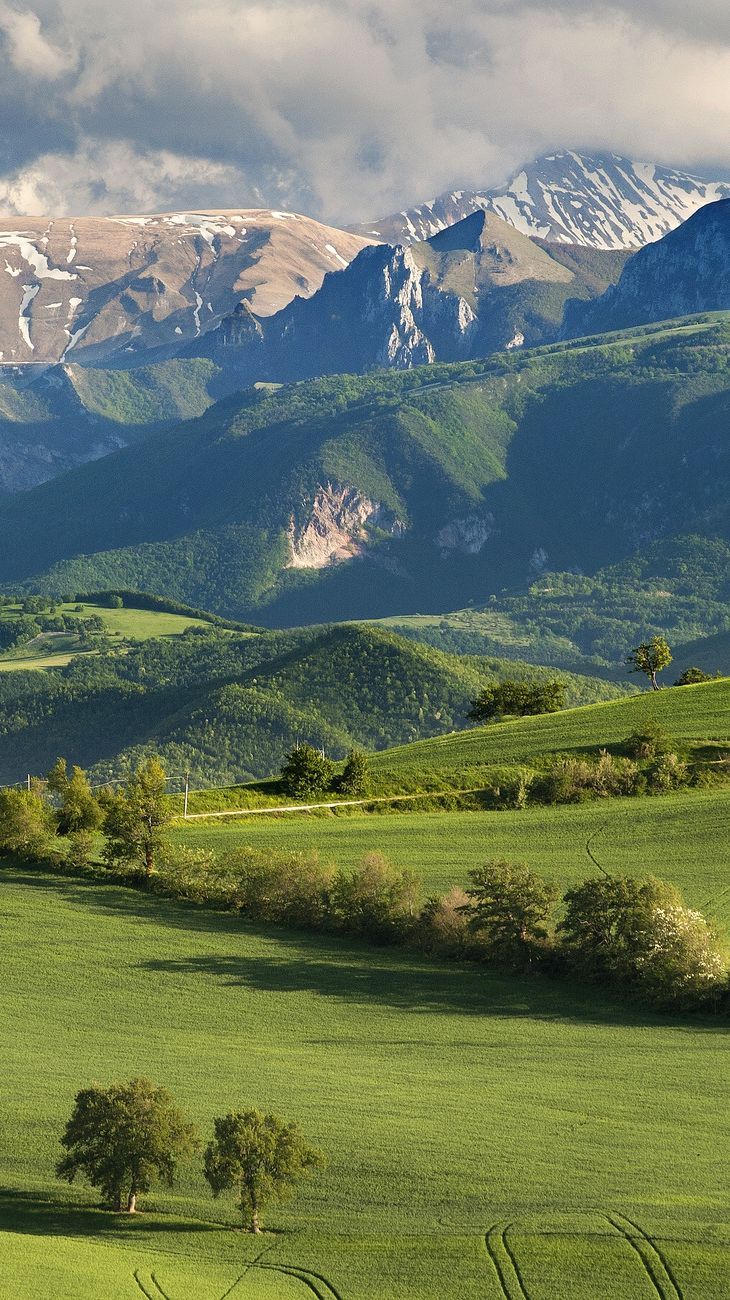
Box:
<box><xmin>198</xmin><ymin>209</ymin><xmax>626</xmax><ymax>381</ymax></box>
<box><xmin>354</xmin><ymin>152</ymin><xmax>730</xmax><ymax>251</ymax></box>
<box><xmin>563</xmin><ymin>198</ymin><xmax>730</xmax><ymax>337</ymax></box>
<box><xmin>0</xmin><ymin>211</ymin><xmax>373</xmax><ymax>367</ymax></box>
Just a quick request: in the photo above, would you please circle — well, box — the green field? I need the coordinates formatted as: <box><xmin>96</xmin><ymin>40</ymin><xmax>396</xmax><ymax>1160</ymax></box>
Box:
<box><xmin>1</xmin><ymin>865</ymin><xmax>728</xmax><ymax>1298</ymax></box>
<box><xmin>175</xmin><ymin>788</ymin><xmax>730</xmax><ymax>931</ymax></box>
<box><xmin>0</xmin><ymin>600</ymin><xmax>212</xmax><ymax>672</ymax></box>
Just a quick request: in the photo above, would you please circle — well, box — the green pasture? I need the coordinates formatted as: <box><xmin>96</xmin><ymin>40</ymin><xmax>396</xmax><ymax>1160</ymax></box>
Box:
<box><xmin>176</xmin><ymin>788</ymin><xmax>730</xmax><ymax>931</ymax></box>
<box><xmin>0</xmin><ymin>601</ymin><xmax>211</xmax><ymax>672</ymax></box>
<box><xmin>0</xmin><ymin>866</ymin><xmax>728</xmax><ymax>1298</ymax></box>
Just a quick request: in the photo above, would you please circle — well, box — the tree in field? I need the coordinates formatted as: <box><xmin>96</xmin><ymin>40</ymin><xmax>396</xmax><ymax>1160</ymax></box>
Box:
<box><xmin>102</xmin><ymin>756</ymin><xmax>170</xmax><ymax>878</ymax></box>
<box><xmin>558</xmin><ymin>874</ymin><xmax>652</xmax><ymax>978</ymax></box>
<box><xmin>463</xmin><ymin>859</ymin><xmax>557</xmax><ymax>968</ymax></box>
<box><xmin>280</xmin><ymin>744</ymin><xmax>335</xmax><ymax>799</ymax></box>
<box><xmin>626</xmin><ymin>636</ymin><xmax>672</xmax><ymax>690</ymax></box>
<box><xmin>0</xmin><ymin>787</ymin><xmax>54</xmax><ymax>859</ymax></box>
<box><xmin>331</xmin><ymin>852</ymin><xmax>421</xmax><ymax>942</ymax></box>
<box><xmin>337</xmin><ymin>749</ymin><xmax>370</xmax><ymax>797</ymax></box>
<box><xmin>56</xmin><ymin>1077</ymin><xmax>198</xmax><ymax>1213</ymax></box>
<box><xmin>468</xmin><ymin>679</ymin><xmax>565</xmax><ymax>723</ymax></box>
<box><xmin>203</xmin><ymin>1109</ymin><xmax>325</xmax><ymax>1233</ymax></box>
<box><xmin>47</xmin><ymin>758</ymin><xmax>102</xmax><ymax>836</ymax></box>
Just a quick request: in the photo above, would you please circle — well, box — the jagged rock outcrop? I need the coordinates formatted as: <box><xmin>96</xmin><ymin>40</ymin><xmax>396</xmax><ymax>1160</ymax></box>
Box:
<box><xmin>0</xmin><ymin>211</ymin><xmax>373</xmax><ymax>366</ymax></box>
<box><xmin>562</xmin><ymin>199</ymin><xmax>730</xmax><ymax>337</ymax></box>
<box><xmin>286</xmin><ymin>484</ymin><xmax>403</xmax><ymax>568</ymax></box>
<box><xmin>354</xmin><ymin>151</ymin><xmax>730</xmax><ymax>251</ymax></box>
<box><xmin>202</xmin><ymin>209</ymin><xmax>624</xmax><ymax>380</ymax></box>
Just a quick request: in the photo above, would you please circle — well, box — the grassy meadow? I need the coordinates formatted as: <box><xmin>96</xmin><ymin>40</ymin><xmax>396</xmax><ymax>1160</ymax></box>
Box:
<box><xmin>1</xmin><ymin>865</ymin><xmax>729</xmax><ymax>1298</ymax></box>
<box><xmin>0</xmin><ymin>600</ymin><xmax>212</xmax><ymax>672</ymax></box>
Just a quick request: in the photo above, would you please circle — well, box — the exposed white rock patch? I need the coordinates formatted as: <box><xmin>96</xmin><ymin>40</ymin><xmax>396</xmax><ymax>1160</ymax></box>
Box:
<box><xmin>437</xmin><ymin>515</ymin><xmax>494</xmax><ymax>555</ymax></box>
<box><xmin>505</xmin><ymin>331</ymin><xmax>525</xmax><ymax>349</ymax></box>
<box><xmin>18</xmin><ymin>284</ymin><xmax>40</xmax><ymax>349</ymax></box>
<box><xmin>286</xmin><ymin>483</ymin><xmax>402</xmax><ymax>569</ymax></box>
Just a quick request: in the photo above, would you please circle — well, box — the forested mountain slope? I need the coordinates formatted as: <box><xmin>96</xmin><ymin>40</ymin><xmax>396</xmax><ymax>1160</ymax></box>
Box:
<box><xmin>1</xmin><ymin>315</ymin><xmax>727</xmax><ymax>628</ymax></box>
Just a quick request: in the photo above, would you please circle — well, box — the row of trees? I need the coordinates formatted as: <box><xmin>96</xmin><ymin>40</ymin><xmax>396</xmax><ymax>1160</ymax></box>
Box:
<box><xmin>58</xmin><ymin>1078</ymin><xmax>324</xmax><ymax>1231</ymax></box>
<box><xmin>279</xmin><ymin>745</ymin><xmax>370</xmax><ymax>799</ymax></box>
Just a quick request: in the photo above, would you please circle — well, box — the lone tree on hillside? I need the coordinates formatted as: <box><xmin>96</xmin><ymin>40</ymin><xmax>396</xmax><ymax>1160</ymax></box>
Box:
<box><xmin>468</xmin><ymin>679</ymin><xmax>565</xmax><ymax>723</ymax></box>
<box><xmin>462</xmin><ymin>859</ymin><xmax>557</xmax><ymax>968</ymax></box>
<box><xmin>57</xmin><ymin>1077</ymin><xmax>198</xmax><ymax>1213</ymax></box>
<box><xmin>102</xmin><ymin>756</ymin><xmax>170</xmax><ymax>878</ymax></box>
<box><xmin>280</xmin><ymin>744</ymin><xmax>336</xmax><ymax>799</ymax></box>
<box><xmin>336</xmin><ymin>749</ymin><xmax>371</xmax><ymax>797</ymax></box>
<box><xmin>626</xmin><ymin>636</ymin><xmax>672</xmax><ymax>690</ymax></box>
<box><xmin>203</xmin><ymin>1109</ymin><xmax>325</xmax><ymax>1233</ymax></box>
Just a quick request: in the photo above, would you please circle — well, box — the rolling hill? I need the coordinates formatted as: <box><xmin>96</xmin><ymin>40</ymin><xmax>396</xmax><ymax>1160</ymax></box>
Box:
<box><xmin>0</xmin><ymin>617</ymin><xmax>629</xmax><ymax>788</ymax></box>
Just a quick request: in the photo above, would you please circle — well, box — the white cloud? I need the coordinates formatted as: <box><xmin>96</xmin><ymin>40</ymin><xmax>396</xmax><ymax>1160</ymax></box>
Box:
<box><xmin>0</xmin><ymin>2</ymin><xmax>728</xmax><ymax>222</ymax></box>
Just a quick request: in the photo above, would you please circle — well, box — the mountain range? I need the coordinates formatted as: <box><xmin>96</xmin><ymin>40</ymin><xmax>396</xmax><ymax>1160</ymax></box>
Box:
<box><xmin>195</xmin><ymin>209</ymin><xmax>629</xmax><ymax>379</ymax></box>
<box><xmin>0</xmin><ymin>210</ymin><xmax>371</xmax><ymax>367</ymax></box>
<box><xmin>356</xmin><ymin>151</ymin><xmax>730</xmax><ymax>250</ymax></box>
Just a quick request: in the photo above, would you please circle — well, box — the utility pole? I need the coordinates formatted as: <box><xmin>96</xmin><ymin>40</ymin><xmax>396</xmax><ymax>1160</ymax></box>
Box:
<box><xmin>183</xmin><ymin>771</ymin><xmax>190</xmax><ymax>820</ymax></box>
<box><xmin>26</xmin><ymin>773</ymin><xmax>31</xmax><ymax>792</ymax></box>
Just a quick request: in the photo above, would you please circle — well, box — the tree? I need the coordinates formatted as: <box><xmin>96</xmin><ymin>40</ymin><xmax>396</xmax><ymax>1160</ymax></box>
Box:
<box><xmin>674</xmin><ymin>666</ymin><xmax>714</xmax><ymax>686</ymax></box>
<box><xmin>0</xmin><ymin>787</ymin><xmax>54</xmax><ymax>859</ymax></box>
<box><xmin>203</xmin><ymin>1109</ymin><xmax>325</xmax><ymax>1233</ymax></box>
<box><xmin>56</xmin><ymin>1077</ymin><xmax>198</xmax><ymax>1212</ymax></box>
<box><xmin>558</xmin><ymin>874</ymin><xmax>650</xmax><ymax>978</ymax></box>
<box><xmin>47</xmin><ymin>758</ymin><xmax>102</xmax><ymax>835</ymax></box>
<box><xmin>280</xmin><ymin>744</ymin><xmax>335</xmax><ymax>799</ymax></box>
<box><xmin>102</xmin><ymin>756</ymin><xmax>170</xmax><ymax>878</ymax></box>
<box><xmin>462</xmin><ymin>859</ymin><xmax>557</xmax><ymax>968</ymax></box>
<box><xmin>337</xmin><ymin>750</ymin><xmax>370</xmax><ymax>797</ymax></box>
<box><xmin>468</xmin><ymin>679</ymin><xmax>565</xmax><ymax>723</ymax></box>
<box><xmin>626</xmin><ymin>636</ymin><xmax>672</xmax><ymax>690</ymax></box>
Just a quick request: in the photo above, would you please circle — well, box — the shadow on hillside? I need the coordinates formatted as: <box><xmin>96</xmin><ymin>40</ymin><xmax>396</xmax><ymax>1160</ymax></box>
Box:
<box><xmin>6</xmin><ymin>865</ymin><xmax>727</xmax><ymax>1031</ymax></box>
<box><xmin>0</xmin><ymin>1188</ymin><xmax>215</xmax><ymax>1241</ymax></box>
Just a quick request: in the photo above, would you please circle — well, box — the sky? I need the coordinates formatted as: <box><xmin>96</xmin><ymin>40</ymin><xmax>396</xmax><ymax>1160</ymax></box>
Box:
<box><xmin>0</xmin><ymin>0</ymin><xmax>729</xmax><ymax>224</ymax></box>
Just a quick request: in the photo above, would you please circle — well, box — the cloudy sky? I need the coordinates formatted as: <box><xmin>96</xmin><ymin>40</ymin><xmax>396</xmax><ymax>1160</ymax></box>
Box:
<box><xmin>0</xmin><ymin>0</ymin><xmax>729</xmax><ymax>223</ymax></box>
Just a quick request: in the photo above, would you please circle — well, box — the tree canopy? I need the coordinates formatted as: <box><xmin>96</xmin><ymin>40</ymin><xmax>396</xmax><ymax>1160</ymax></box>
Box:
<box><xmin>203</xmin><ymin>1109</ymin><xmax>325</xmax><ymax>1232</ymax></box>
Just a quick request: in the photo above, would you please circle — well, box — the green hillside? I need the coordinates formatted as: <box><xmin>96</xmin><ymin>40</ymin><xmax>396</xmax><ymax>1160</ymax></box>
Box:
<box><xmin>1</xmin><ymin>865</ymin><xmax>728</xmax><ymax>1298</ymax></box>
<box><xmin>369</xmin><ymin>677</ymin><xmax>730</xmax><ymax>792</ymax></box>
<box><xmin>0</xmin><ymin>621</ymin><xmax>628</xmax><ymax>787</ymax></box>
<box><xmin>0</xmin><ymin>315</ymin><xmax>727</xmax><ymax>630</ymax></box>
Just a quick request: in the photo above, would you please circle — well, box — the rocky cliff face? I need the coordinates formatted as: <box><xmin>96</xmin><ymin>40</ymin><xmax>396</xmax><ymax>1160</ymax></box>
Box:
<box><xmin>204</xmin><ymin>209</ymin><xmax>623</xmax><ymax>380</ymax></box>
<box><xmin>355</xmin><ymin>152</ymin><xmax>730</xmax><ymax>251</ymax></box>
<box><xmin>562</xmin><ymin>199</ymin><xmax>730</xmax><ymax>337</ymax></box>
<box><xmin>0</xmin><ymin>211</ymin><xmax>373</xmax><ymax>367</ymax></box>
<box><xmin>286</xmin><ymin>484</ymin><xmax>403</xmax><ymax>568</ymax></box>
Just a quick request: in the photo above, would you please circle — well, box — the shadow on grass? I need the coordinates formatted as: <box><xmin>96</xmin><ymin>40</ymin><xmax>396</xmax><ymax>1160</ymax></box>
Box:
<box><xmin>0</xmin><ymin>1187</ymin><xmax>217</xmax><ymax>1241</ymax></box>
<box><xmin>4</xmin><ymin>863</ymin><xmax>727</xmax><ymax>1032</ymax></box>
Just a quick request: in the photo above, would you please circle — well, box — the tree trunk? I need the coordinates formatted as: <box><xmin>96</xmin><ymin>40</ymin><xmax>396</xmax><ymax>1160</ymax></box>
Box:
<box><xmin>144</xmin><ymin>841</ymin><xmax>154</xmax><ymax>878</ymax></box>
<box><xmin>113</xmin><ymin>1189</ymin><xmax>123</xmax><ymax>1213</ymax></box>
<box><xmin>127</xmin><ymin>1190</ymin><xmax>137</xmax><ymax>1213</ymax></box>
<box><xmin>249</xmin><ymin>1210</ymin><xmax>261</xmax><ymax>1233</ymax></box>
<box><xmin>651</xmin><ymin>672</ymin><xmax>659</xmax><ymax>691</ymax></box>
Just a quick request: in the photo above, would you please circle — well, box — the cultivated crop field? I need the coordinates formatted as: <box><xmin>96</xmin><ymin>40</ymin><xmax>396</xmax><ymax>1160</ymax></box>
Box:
<box><xmin>176</xmin><ymin>788</ymin><xmax>730</xmax><ymax>932</ymax></box>
<box><xmin>0</xmin><ymin>600</ymin><xmax>213</xmax><ymax>672</ymax></box>
<box><xmin>1</xmin><ymin>867</ymin><xmax>728</xmax><ymax>1298</ymax></box>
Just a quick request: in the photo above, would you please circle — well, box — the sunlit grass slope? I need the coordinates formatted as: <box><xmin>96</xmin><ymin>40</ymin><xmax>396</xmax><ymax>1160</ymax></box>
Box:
<box><xmin>1</xmin><ymin>867</ymin><xmax>728</xmax><ymax>1298</ymax></box>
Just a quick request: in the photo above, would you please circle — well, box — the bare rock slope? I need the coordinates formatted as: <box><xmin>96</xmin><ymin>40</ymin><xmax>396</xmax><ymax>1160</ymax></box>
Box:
<box><xmin>0</xmin><ymin>211</ymin><xmax>373</xmax><ymax>366</ymax></box>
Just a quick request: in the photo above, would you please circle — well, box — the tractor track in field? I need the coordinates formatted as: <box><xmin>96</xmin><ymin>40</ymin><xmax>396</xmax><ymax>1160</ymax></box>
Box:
<box><xmin>604</xmin><ymin>1212</ymin><xmax>684</xmax><ymax>1300</ymax></box>
<box><xmin>484</xmin><ymin>1222</ymin><xmax>531</xmax><ymax>1300</ymax></box>
<box><xmin>133</xmin><ymin>1273</ymin><xmax>169</xmax><ymax>1300</ymax></box>
<box><xmin>585</xmin><ymin>821</ymin><xmax>610</xmax><ymax>876</ymax></box>
<box><xmin>257</xmin><ymin>1262</ymin><xmax>343</xmax><ymax>1298</ymax></box>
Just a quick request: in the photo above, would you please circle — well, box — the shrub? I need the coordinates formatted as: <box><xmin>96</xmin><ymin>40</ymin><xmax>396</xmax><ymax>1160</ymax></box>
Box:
<box><xmin>538</xmin><ymin>751</ymin><xmax>641</xmax><ymax>803</ymax></box>
<box><xmin>280</xmin><ymin>745</ymin><xmax>336</xmax><ymax>799</ymax></box>
<box><xmin>419</xmin><ymin>887</ymin><xmax>475</xmax><ymax>957</ymax></box>
<box><xmin>227</xmin><ymin>848</ymin><xmax>334</xmax><ymax>928</ymax></box>
<box><xmin>468</xmin><ymin>679</ymin><xmax>566</xmax><ymax>722</ymax></box>
<box><xmin>630</xmin><ymin>903</ymin><xmax>727</xmax><ymax>1009</ymax></box>
<box><xmin>331</xmin><ymin>852</ymin><xmax>421</xmax><ymax>943</ymax></box>
<box><xmin>646</xmin><ymin>752</ymin><xmax>688</xmax><ymax>793</ymax></box>
<box><xmin>623</xmin><ymin>719</ymin><xmax>675</xmax><ymax>759</ymax></box>
<box><xmin>674</xmin><ymin>666</ymin><xmax>715</xmax><ymax>686</ymax></box>
<box><xmin>336</xmin><ymin>750</ymin><xmax>371</xmax><ymax>797</ymax></box>
<box><xmin>463</xmin><ymin>859</ymin><xmax>557</xmax><ymax>969</ymax></box>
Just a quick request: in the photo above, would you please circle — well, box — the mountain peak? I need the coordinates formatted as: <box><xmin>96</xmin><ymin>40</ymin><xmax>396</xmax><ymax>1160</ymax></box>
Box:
<box><xmin>353</xmin><ymin>151</ymin><xmax>730</xmax><ymax>252</ymax></box>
